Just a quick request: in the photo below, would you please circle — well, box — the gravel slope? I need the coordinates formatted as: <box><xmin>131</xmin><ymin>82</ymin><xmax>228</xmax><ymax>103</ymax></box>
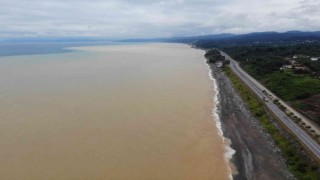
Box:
<box><xmin>210</xmin><ymin>64</ymin><xmax>294</xmax><ymax>180</ymax></box>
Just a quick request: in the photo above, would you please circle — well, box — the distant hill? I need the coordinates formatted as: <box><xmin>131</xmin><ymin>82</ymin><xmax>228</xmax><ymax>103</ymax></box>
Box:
<box><xmin>119</xmin><ymin>31</ymin><xmax>320</xmax><ymax>48</ymax></box>
<box><xmin>117</xmin><ymin>33</ymin><xmax>235</xmax><ymax>43</ymax></box>
<box><xmin>162</xmin><ymin>33</ymin><xmax>235</xmax><ymax>43</ymax></box>
<box><xmin>173</xmin><ymin>31</ymin><xmax>320</xmax><ymax>48</ymax></box>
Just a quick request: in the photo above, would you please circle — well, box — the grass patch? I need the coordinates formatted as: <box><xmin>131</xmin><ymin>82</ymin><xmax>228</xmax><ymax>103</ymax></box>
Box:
<box><xmin>223</xmin><ymin>66</ymin><xmax>320</xmax><ymax>180</ymax></box>
<box><xmin>259</xmin><ymin>71</ymin><xmax>320</xmax><ymax>101</ymax></box>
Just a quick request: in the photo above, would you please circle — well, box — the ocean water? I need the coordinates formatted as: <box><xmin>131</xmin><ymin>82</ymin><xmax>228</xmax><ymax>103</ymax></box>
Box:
<box><xmin>0</xmin><ymin>43</ymin><xmax>230</xmax><ymax>179</ymax></box>
<box><xmin>0</xmin><ymin>41</ymin><xmax>126</xmax><ymax>57</ymax></box>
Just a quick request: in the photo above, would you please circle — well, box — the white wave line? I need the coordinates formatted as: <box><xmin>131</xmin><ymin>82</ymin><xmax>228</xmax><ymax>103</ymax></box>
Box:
<box><xmin>202</xmin><ymin>55</ymin><xmax>236</xmax><ymax>180</ymax></box>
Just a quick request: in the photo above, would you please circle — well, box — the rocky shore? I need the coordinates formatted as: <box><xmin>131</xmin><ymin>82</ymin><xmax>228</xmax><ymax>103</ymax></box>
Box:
<box><xmin>210</xmin><ymin>64</ymin><xmax>294</xmax><ymax>180</ymax></box>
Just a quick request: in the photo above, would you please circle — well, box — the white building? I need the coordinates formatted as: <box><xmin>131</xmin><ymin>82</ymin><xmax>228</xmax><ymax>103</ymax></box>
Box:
<box><xmin>310</xmin><ymin>57</ymin><xmax>319</xmax><ymax>61</ymax></box>
<box><xmin>284</xmin><ymin>65</ymin><xmax>293</xmax><ymax>69</ymax></box>
<box><xmin>216</xmin><ymin>61</ymin><xmax>223</xmax><ymax>68</ymax></box>
<box><xmin>290</xmin><ymin>60</ymin><xmax>297</xmax><ymax>64</ymax></box>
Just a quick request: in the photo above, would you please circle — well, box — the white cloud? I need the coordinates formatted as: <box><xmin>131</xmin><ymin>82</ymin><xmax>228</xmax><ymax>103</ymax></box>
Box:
<box><xmin>0</xmin><ymin>0</ymin><xmax>319</xmax><ymax>38</ymax></box>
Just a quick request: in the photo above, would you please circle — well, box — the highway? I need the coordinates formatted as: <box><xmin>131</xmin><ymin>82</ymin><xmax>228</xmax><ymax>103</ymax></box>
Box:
<box><xmin>220</xmin><ymin>51</ymin><xmax>320</xmax><ymax>159</ymax></box>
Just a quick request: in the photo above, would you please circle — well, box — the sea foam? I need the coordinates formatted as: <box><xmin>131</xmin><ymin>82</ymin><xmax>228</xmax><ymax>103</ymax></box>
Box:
<box><xmin>202</xmin><ymin>55</ymin><xmax>236</xmax><ymax>180</ymax></box>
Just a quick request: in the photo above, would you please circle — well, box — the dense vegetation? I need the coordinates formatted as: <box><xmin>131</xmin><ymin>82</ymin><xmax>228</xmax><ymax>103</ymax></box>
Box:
<box><xmin>220</xmin><ymin>43</ymin><xmax>320</xmax><ymax>125</ymax></box>
<box><xmin>204</xmin><ymin>49</ymin><xmax>227</xmax><ymax>63</ymax></box>
<box><xmin>222</xmin><ymin>43</ymin><xmax>320</xmax><ymax>76</ymax></box>
<box><xmin>174</xmin><ymin>31</ymin><xmax>320</xmax><ymax>47</ymax></box>
<box><xmin>223</xmin><ymin>66</ymin><xmax>320</xmax><ymax>180</ymax></box>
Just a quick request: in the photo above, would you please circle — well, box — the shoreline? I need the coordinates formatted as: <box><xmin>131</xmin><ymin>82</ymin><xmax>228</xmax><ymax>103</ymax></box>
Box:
<box><xmin>203</xmin><ymin>56</ymin><xmax>236</xmax><ymax>179</ymax></box>
<box><xmin>206</xmin><ymin>61</ymin><xmax>294</xmax><ymax>179</ymax></box>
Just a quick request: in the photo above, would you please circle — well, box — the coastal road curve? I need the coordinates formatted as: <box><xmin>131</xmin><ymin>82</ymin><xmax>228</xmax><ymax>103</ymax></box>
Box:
<box><xmin>220</xmin><ymin>51</ymin><xmax>320</xmax><ymax>159</ymax></box>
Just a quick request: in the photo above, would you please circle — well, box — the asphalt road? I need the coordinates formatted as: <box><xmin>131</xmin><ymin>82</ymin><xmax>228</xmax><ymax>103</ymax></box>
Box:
<box><xmin>220</xmin><ymin>51</ymin><xmax>320</xmax><ymax>159</ymax></box>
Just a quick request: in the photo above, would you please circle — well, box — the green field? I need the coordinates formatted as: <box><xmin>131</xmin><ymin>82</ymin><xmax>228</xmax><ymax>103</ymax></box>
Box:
<box><xmin>248</xmin><ymin>69</ymin><xmax>320</xmax><ymax>101</ymax></box>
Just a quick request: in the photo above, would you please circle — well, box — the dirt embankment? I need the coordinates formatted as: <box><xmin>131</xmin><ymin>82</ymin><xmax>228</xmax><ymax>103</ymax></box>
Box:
<box><xmin>297</xmin><ymin>94</ymin><xmax>320</xmax><ymax>125</ymax></box>
<box><xmin>210</xmin><ymin>64</ymin><xmax>294</xmax><ymax>180</ymax></box>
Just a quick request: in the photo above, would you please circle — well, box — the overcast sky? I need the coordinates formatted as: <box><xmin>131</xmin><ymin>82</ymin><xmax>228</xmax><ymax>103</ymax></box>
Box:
<box><xmin>1</xmin><ymin>0</ymin><xmax>319</xmax><ymax>39</ymax></box>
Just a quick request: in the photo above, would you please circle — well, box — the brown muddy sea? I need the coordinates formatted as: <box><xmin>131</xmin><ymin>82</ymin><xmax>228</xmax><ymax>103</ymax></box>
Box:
<box><xmin>0</xmin><ymin>43</ymin><xmax>230</xmax><ymax>179</ymax></box>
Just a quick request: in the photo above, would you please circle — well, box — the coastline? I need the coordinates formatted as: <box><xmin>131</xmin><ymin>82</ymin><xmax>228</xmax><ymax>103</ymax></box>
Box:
<box><xmin>203</xmin><ymin>56</ymin><xmax>237</xmax><ymax>179</ymax></box>
<box><xmin>205</xmin><ymin>60</ymin><xmax>294</xmax><ymax>179</ymax></box>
